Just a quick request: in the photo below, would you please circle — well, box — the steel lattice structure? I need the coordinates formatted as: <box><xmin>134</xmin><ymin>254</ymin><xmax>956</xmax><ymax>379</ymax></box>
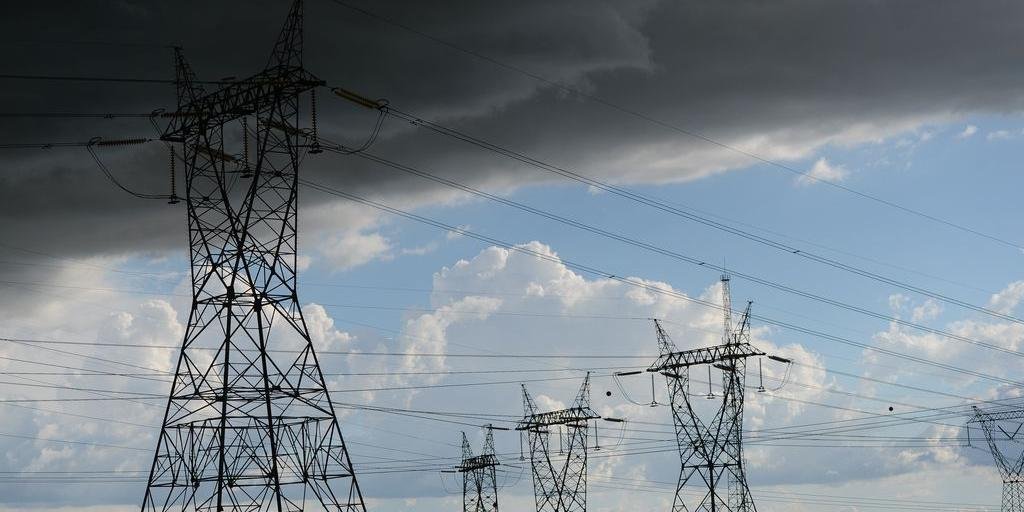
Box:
<box><xmin>517</xmin><ymin>374</ymin><xmax>600</xmax><ymax>512</ymax></box>
<box><xmin>647</xmin><ymin>276</ymin><xmax>764</xmax><ymax>512</ymax></box>
<box><xmin>141</xmin><ymin>2</ymin><xmax>365</xmax><ymax>511</ymax></box>
<box><xmin>457</xmin><ymin>427</ymin><xmax>501</xmax><ymax>512</ymax></box>
<box><xmin>970</xmin><ymin>406</ymin><xmax>1024</xmax><ymax>511</ymax></box>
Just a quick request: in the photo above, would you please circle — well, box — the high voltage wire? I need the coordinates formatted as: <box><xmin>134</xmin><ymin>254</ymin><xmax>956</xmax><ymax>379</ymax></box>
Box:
<box><xmin>0</xmin><ymin>140</ymin><xmax>98</xmax><ymax>149</ymax></box>
<box><xmin>0</xmin><ymin>313</ymin><xmax>1015</xmax><ymax>442</ymax></box>
<box><xmin>586</xmin><ymin>471</ymin><xmax>992</xmax><ymax>509</ymax></box>
<box><xmin>1</xmin><ymin>41</ymin><xmax>1018</xmax><ymax>509</ymax></box>
<box><xmin>0</xmin><ymin>346</ymin><xmax>1007</xmax><ymax>442</ymax></box>
<box><xmin>317</xmin><ymin>142</ymin><xmax>1023</xmax><ymax>360</ymax></box>
<box><xmin>585</xmin><ymin>475</ymin><xmax>994</xmax><ymax>511</ymax></box>
<box><xmin>2</xmin><ymin>129</ymin><xmax>1020</xmax><ymax>375</ymax></box>
<box><xmin>344</xmin><ymin>108</ymin><xmax>1024</xmax><ymax>327</ymax></box>
<box><xmin>16</xmin><ymin>254</ymin><xmax>962</xmax><ymax>419</ymax></box>
<box><xmin>0</xmin><ymin>418</ymin><xmax>967</xmax><ymax>458</ymax></box>
<box><xmin>0</xmin><ymin>395</ymin><xmax>995</xmax><ymax>499</ymax></box>
<box><xmin>2</xmin><ymin>108</ymin><xmax>1019</xmax><ymax>331</ymax></box>
<box><xmin>0</xmin><ymin>267</ymin><xmax>1011</xmax><ymax>399</ymax></box>
<box><xmin>0</xmin><ymin>348</ymin><xmax>999</xmax><ymax>432</ymax></box>
<box><xmin>0</xmin><ymin>440</ymin><xmax>990</xmax><ymax>512</ymax></box>
<box><xmin>0</xmin><ymin>362</ymin><xmax>943</xmax><ymax>429</ymax></box>
<box><xmin>0</xmin><ymin>359</ymin><xmax>980</xmax><ymax>436</ymax></box>
<box><xmin>8</xmin><ymin>255</ymin><xmax>1014</xmax><ymax>367</ymax></box>
<box><xmin>318</xmin><ymin>0</ymin><xmax>1023</xmax><ymax>253</ymax></box>
<box><xmin>0</xmin><ymin>73</ymin><xmax>223</xmax><ymax>85</ymax></box>
<box><xmin>297</xmin><ymin>179</ymin><xmax>1024</xmax><ymax>388</ymax></box>
<box><xmin>0</xmin><ymin>369</ymin><xmax>987</xmax><ymax>443</ymax></box>
<box><xmin>0</xmin><ymin>112</ymin><xmax>155</xmax><ymax>119</ymax></box>
<box><xmin>0</xmin><ymin>176</ymin><xmax>992</xmax><ymax>298</ymax></box>
<box><xmin>0</xmin><ymin>43</ymin><xmax>1016</xmax><ymax>336</ymax></box>
<box><xmin>11</xmin><ymin>114</ymin><xmax>982</xmax><ymax>420</ymax></box>
<box><xmin>0</xmin><ymin>365</ymin><xmax>982</xmax><ymax>437</ymax></box>
<box><xmin>0</xmin><ymin>466</ymin><xmax>995</xmax><ymax>512</ymax></box>
<box><xmin>0</xmin><ymin>241</ymin><xmax>176</xmax><ymax>277</ymax></box>
<box><xmin>2</xmin><ymin>336</ymin><xmax>648</xmax><ymax>359</ymax></box>
<box><xmin>0</xmin><ymin>313</ymin><xmax>1014</xmax><ymax>407</ymax></box>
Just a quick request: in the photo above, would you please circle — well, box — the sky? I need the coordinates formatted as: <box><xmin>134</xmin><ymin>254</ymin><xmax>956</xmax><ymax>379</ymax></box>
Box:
<box><xmin>1</xmin><ymin>0</ymin><xmax>1024</xmax><ymax>510</ymax></box>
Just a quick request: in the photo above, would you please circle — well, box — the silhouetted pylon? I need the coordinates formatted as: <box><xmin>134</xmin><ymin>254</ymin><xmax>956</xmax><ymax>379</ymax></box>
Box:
<box><xmin>647</xmin><ymin>276</ymin><xmax>763</xmax><ymax>512</ymax></box>
<box><xmin>140</xmin><ymin>1</ymin><xmax>365</xmax><ymax>510</ymax></box>
<box><xmin>457</xmin><ymin>426</ymin><xmax>500</xmax><ymax>512</ymax></box>
<box><xmin>971</xmin><ymin>406</ymin><xmax>1024</xmax><ymax>512</ymax></box>
<box><xmin>517</xmin><ymin>374</ymin><xmax>599</xmax><ymax>512</ymax></box>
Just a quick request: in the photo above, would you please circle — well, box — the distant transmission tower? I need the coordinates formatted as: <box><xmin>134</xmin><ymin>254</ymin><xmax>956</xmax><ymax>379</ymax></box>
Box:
<box><xmin>647</xmin><ymin>276</ymin><xmax>764</xmax><ymax>512</ymax></box>
<box><xmin>456</xmin><ymin>426</ymin><xmax>501</xmax><ymax>512</ymax></box>
<box><xmin>517</xmin><ymin>374</ymin><xmax>600</xmax><ymax>512</ymax></box>
<box><xmin>970</xmin><ymin>406</ymin><xmax>1024</xmax><ymax>511</ymax></box>
<box><xmin>141</xmin><ymin>1</ymin><xmax>365</xmax><ymax>511</ymax></box>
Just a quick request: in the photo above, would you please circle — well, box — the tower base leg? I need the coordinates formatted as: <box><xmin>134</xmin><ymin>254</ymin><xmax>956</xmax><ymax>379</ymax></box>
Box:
<box><xmin>1004</xmin><ymin>480</ymin><xmax>1024</xmax><ymax>512</ymax></box>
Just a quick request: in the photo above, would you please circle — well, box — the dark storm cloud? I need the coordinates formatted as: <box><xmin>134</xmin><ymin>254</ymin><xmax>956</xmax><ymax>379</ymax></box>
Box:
<box><xmin>2</xmin><ymin>0</ymin><xmax>1024</xmax><ymax>262</ymax></box>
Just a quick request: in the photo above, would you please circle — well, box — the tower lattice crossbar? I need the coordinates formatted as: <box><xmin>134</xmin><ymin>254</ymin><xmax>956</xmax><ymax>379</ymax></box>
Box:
<box><xmin>457</xmin><ymin>427</ymin><xmax>501</xmax><ymax>512</ymax></box>
<box><xmin>517</xmin><ymin>374</ymin><xmax>600</xmax><ymax>512</ymax></box>
<box><xmin>647</xmin><ymin>276</ymin><xmax>764</xmax><ymax>512</ymax></box>
<box><xmin>970</xmin><ymin>406</ymin><xmax>1024</xmax><ymax>511</ymax></box>
<box><xmin>141</xmin><ymin>1</ymin><xmax>365</xmax><ymax>510</ymax></box>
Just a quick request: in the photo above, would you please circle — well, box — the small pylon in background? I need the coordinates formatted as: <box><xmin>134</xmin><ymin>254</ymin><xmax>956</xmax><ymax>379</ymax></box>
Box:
<box><xmin>457</xmin><ymin>426</ymin><xmax>501</xmax><ymax>512</ymax></box>
<box><xmin>518</xmin><ymin>374</ymin><xmax>600</xmax><ymax>512</ymax></box>
<box><xmin>647</xmin><ymin>276</ymin><xmax>763</xmax><ymax>512</ymax></box>
<box><xmin>970</xmin><ymin>406</ymin><xmax>1024</xmax><ymax>512</ymax></box>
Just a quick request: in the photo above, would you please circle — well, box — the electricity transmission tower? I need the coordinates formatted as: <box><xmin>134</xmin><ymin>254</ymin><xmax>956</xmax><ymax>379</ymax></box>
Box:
<box><xmin>647</xmin><ymin>276</ymin><xmax>764</xmax><ymax>512</ymax></box>
<box><xmin>141</xmin><ymin>1</ymin><xmax>365</xmax><ymax>511</ymax></box>
<box><xmin>456</xmin><ymin>426</ymin><xmax>501</xmax><ymax>512</ymax></box>
<box><xmin>970</xmin><ymin>406</ymin><xmax>1024</xmax><ymax>511</ymax></box>
<box><xmin>517</xmin><ymin>374</ymin><xmax>600</xmax><ymax>512</ymax></box>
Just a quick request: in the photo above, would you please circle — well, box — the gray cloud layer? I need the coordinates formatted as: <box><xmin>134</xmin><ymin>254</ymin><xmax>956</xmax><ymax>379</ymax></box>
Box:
<box><xmin>2</xmin><ymin>0</ymin><xmax>1024</xmax><ymax>262</ymax></box>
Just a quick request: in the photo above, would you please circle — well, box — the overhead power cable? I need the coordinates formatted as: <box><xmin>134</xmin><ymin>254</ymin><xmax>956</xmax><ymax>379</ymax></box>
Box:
<box><xmin>84</xmin><ymin>137</ymin><xmax>172</xmax><ymax>200</ymax></box>
<box><xmin>355</xmin><ymin>106</ymin><xmax>1024</xmax><ymax>327</ymax></box>
<box><xmin>320</xmin><ymin>0</ymin><xmax>1023</xmax><ymax>252</ymax></box>
<box><xmin>0</xmin><ymin>73</ymin><xmax>223</xmax><ymax>85</ymax></box>
<box><xmin>318</xmin><ymin>141</ymin><xmax>1024</xmax><ymax>360</ymax></box>
<box><xmin>0</xmin><ymin>112</ymin><xmax>155</xmax><ymax>119</ymax></box>
<box><xmin>0</xmin><ymin>136</ymin><xmax>176</xmax><ymax>201</ymax></box>
<box><xmin>298</xmin><ymin>178</ymin><xmax>1024</xmax><ymax>388</ymax></box>
<box><xmin>0</xmin><ymin>331</ymin><xmax>1005</xmax><ymax>415</ymax></box>
<box><xmin>0</xmin><ymin>344</ymin><xmax>1007</xmax><ymax>438</ymax></box>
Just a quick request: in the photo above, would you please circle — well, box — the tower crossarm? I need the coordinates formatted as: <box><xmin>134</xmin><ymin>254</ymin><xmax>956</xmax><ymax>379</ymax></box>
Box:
<box><xmin>458</xmin><ymin>454</ymin><xmax>500</xmax><ymax>472</ymax></box>
<box><xmin>163</xmin><ymin>66</ymin><xmax>323</xmax><ymax>142</ymax></box>
<box><xmin>971</xmin><ymin>408</ymin><xmax>1024</xmax><ymax>424</ymax></box>
<box><xmin>517</xmin><ymin>407</ymin><xmax>600</xmax><ymax>431</ymax></box>
<box><xmin>648</xmin><ymin>342</ymin><xmax>765</xmax><ymax>373</ymax></box>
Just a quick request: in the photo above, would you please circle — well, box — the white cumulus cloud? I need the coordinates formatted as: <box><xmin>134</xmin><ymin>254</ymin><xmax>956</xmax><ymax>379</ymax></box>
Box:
<box><xmin>796</xmin><ymin>158</ymin><xmax>849</xmax><ymax>186</ymax></box>
<box><xmin>957</xmin><ymin>124</ymin><xmax>978</xmax><ymax>139</ymax></box>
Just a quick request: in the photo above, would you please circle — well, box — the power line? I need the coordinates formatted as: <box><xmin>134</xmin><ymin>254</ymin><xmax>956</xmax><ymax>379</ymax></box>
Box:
<box><xmin>319</xmin><ymin>143</ymin><xmax>1024</xmax><ymax>360</ymax></box>
<box><xmin>0</xmin><ymin>337</ymin><xmax>1000</xmax><ymax>423</ymax></box>
<box><xmin>0</xmin><ymin>73</ymin><xmax>223</xmax><ymax>85</ymax></box>
<box><xmin>320</xmin><ymin>0</ymin><xmax>1023</xmax><ymax>252</ymax></box>
<box><xmin>0</xmin><ymin>322</ymin><xmax>1014</xmax><ymax>412</ymax></box>
<box><xmin>357</xmin><ymin>108</ymin><xmax>1024</xmax><ymax>327</ymax></box>
<box><xmin>0</xmin><ymin>112</ymin><xmax>154</xmax><ymax>119</ymax></box>
<box><xmin>0</xmin><ymin>347</ymin><xmax>1005</xmax><ymax>442</ymax></box>
<box><xmin>0</xmin><ymin>351</ymin><xmax>984</xmax><ymax>437</ymax></box>
<box><xmin>10</xmin><ymin>129</ymin><xmax>1017</xmax><ymax>374</ymax></box>
<box><xmin>297</xmin><ymin>179</ymin><xmax>1024</xmax><ymax>388</ymax></box>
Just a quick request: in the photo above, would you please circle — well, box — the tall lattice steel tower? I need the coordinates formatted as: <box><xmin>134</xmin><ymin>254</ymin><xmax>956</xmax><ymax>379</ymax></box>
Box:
<box><xmin>517</xmin><ymin>374</ymin><xmax>600</xmax><ymax>512</ymax></box>
<box><xmin>456</xmin><ymin>426</ymin><xmax>500</xmax><ymax>512</ymax></box>
<box><xmin>141</xmin><ymin>2</ymin><xmax>365</xmax><ymax>510</ymax></box>
<box><xmin>970</xmin><ymin>406</ymin><xmax>1024</xmax><ymax>511</ymax></box>
<box><xmin>647</xmin><ymin>276</ymin><xmax>764</xmax><ymax>512</ymax></box>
